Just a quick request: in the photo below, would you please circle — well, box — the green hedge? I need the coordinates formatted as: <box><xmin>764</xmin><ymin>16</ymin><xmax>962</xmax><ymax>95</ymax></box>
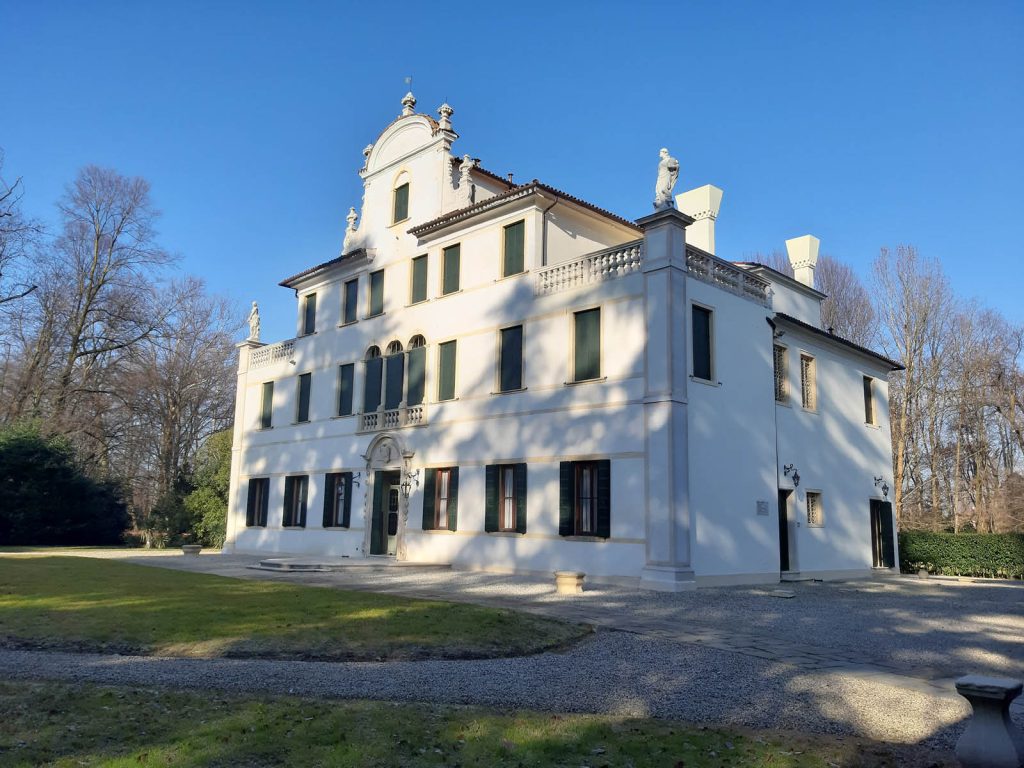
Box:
<box><xmin>899</xmin><ymin>531</ymin><xmax>1024</xmax><ymax>579</ymax></box>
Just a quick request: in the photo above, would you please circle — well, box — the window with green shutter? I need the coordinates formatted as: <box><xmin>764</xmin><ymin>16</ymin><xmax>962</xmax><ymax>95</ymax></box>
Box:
<box><xmin>503</xmin><ymin>220</ymin><xmax>525</xmax><ymax>277</ymax></box>
<box><xmin>392</xmin><ymin>183</ymin><xmax>409</xmax><ymax>223</ymax></box>
<box><xmin>442</xmin><ymin>244</ymin><xmax>460</xmax><ymax>295</ymax></box>
<box><xmin>559</xmin><ymin>459</ymin><xmax>611</xmax><ymax>538</ymax></box>
<box><xmin>363</xmin><ymin>348</ymin><xmax>383</xmax><ymax>412</ymax></box>
<box><xmin>246</xmin><ymin>478</ymin><xmax>269</xmax><ymax>527</ymax></box>
<box><xmin>573</xmin><ymin>308</ymin><xmax>601</xmax><ymax>382</ymax></box>
<box><xmin>343</xmin><ymin>279</ymin><xmax>358</xmax><ymax>324</ymax></box>
<box><xmin>259</xmin><ymin>381</ymin><xmax>274</xmax><ymax>429</ymax></box>
<box><xmin>410</xmin><ymin>255</ymin><xmax>428</xmax><ymax>304</ymax></box>
<box><xmin>323</xmin><ymin>472</ymin><xmax>352</xmax><ymax>528</ymax></box>
<box><xmin>302</xmin><ymin>293</ymin><xmax>316</xmax><ymax>335</ymax></box>
<box><xmin>485</xmin><ymin>463</ymin><xmax>526</xmax><ymax>533</ymax></box>
<box><xmin>368</xmin><ymin>270</ymin><xmax>385</xmax><ymax>317</ymax></box>
<box><xmin>499</xmin><ymin>325</ymin><xmax>523</xmax><ymax>392</ymax></box>
<box><xmin>283</xmin><ymin>475</ymin><xmax>308</xmax><ymax>527</ymax></box>
<box><xmin>437</xmin><ymin>340</ymin><xmax>456</xmax><ymax>401</ymax></box>
<box><xmin>407</xmin><ymin>337</ymin><xmax>426</xmax><ymax>406</ymax></box>
<box><xmin>296</xmin><ymin>372</ymin><xmax>311</xmax><ymax>423</ymax></box>
<box><xmin>422</xmin><ymin>467</ymin><xmax>459</xmax><ymax>531</ymax></box>
<box><xmin>384</xmin><ymin>344</ymin><xmax>405</xmax><ymax>410</ymax></box>
<box><xmin>692</xmin><ymin>305</ymin><xmax>713</xmax><ymax>381</ymax></box>
<box><xmin>337</xmin><ymin>364</ymin><xmax>354</xmax><ymax>416</ymax></box>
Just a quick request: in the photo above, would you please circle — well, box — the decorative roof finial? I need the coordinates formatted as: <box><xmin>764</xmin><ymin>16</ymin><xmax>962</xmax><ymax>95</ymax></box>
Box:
<box><xmin>653</xmin><ymin>148</ymin><xmax>680</xmax><ymax>210</ymax></box>
<box><xmin>401</xmin><ymin>77</ymin><xmax>416</xmax><ymax>116</ymax></box>
<box><xmin>438</xmin><ymin>102</ymin><xmax>454</xmax><ymax>131</ymax></box>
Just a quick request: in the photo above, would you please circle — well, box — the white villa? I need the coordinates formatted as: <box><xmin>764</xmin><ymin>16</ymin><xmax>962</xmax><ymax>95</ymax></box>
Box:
<box><xmin>224</xmin><ymin>92</ymin><xmax>901</xmax><ymax>589</ymax></box>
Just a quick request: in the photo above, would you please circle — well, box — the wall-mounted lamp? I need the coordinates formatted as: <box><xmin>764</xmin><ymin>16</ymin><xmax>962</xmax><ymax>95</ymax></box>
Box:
<box><xmin>874</xmin><ymin>476</ymin><xmax>890</xmax><ymax>499</ymax></box>
<box><xmin>400</xmin><ymin>468</ymin><xmax>420</xmax><ymax>499</ymax></box>
<box><xmin>352</xmin><ymin>472</ymin><xmax>362</xmax><ymax>489</ymax></box>
<box><xmin>783</xmin><ymin>464</ymin><xmax>800</xmax><ymax>487</ymax></box>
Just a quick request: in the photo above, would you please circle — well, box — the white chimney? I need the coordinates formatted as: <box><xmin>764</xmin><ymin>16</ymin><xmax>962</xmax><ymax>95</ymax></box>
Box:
<box><xmin>785</xmin><ymin>234</ymin><xmax>819</xmax><ymax>288</ymax></box>
<box><xmin>676</xmin><ymin>184</ymin><xmax>723</xmax><ymax>255</ymax></box>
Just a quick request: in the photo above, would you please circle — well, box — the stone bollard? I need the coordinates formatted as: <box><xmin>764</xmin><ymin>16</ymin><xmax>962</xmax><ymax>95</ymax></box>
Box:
<box><xmin>181</xmin><ymin>545</ymin><xmax>202</xmax><ymax>557</ymax></box>
<box><xmin>954</xmin><ymin>675</ymin><xmax>1024</xmax><ymax>768</ymax></box>
<box><xmin>554</xmin><ymin>571</ymin><xmax>585</xmax><ymax>595</ymax></box>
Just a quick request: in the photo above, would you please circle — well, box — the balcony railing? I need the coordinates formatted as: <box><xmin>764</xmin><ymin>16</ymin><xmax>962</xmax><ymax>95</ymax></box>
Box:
<box><xmin>249</xmin><ymin>339</ymin><xmax>295</xmax><ymax>369</ymax></box>
<box><xmin>358</xmin><ymin>404</ymin><xmax>428</xmax><ymax>433</ymax></box>
<box><xmin>535</xmin><ymin>240</ymin><xmax>644</xmax><ymax>296</ymax></box>
<box><xmin>686</xmin><ymin>246</ymin><xmax>771</xmax><ymax>307</ymax></box>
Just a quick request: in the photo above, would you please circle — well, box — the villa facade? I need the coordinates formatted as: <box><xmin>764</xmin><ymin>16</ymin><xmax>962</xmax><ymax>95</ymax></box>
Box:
<box><xmin>223</xmin><ymin>93</ymin><xmax>901</xmax><ymax>589</ymax></box>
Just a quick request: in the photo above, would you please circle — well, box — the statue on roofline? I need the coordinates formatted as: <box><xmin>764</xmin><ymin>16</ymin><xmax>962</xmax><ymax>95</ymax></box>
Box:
<box><xmin>654</xmin><ymin>147</ymin><xmax>679</xmax><ymax>210</ymax></box>
<box><xmin>247</xmin><ymin>301</ymin><xmax>260</xmax><ymax>342</ymax></box>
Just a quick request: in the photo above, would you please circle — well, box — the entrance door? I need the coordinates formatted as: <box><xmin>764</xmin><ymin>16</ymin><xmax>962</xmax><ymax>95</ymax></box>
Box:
<box><xmin>778</xmin><ymin>489</ymin><xmax>793</xmax><ymax>572</ymax></box>
<box><xmin>870</xmin><ymin>499</ymin><xmax>895</xmax><ymax>567</ymax></box>
<box><xmin>370</xmin><ymin>470</ymin><xmax>401</xmax><ymax>555</ymax></box>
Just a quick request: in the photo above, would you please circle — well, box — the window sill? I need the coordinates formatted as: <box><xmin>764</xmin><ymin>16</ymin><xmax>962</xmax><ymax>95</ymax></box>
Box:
<box><xmin>331</xmin><ymin>414</ymin><xmax>355</xmax><ymax>420</ymax></box>
<box><xmin>565</xmin><ymin>376</ymin><xmax>606</xmax><ymax>386</ymax></box>
<box><xmin>690</xmin><ymin>376</ymin><xmax>721</xmax><ymax>387</ymax></box>
<box><xmin>491</xmin><ymin>387</ymin><xmax>527</xmax><ymax>395</ymax></box>
<box><xmin>487</xmin><ymin>530</ymin><xmax>525</xmax><ymax>536</ymax></box>
<box><xmin>801</xmin><ymin>407</ymin><xmax>819</xmax><ymax>415</ymax></box>
<box><xmin>439</xmin><ymin>289</ymin><xmax>462</xmax><ymax>298</ymax></box>
<box><xmin>864</xmin><ymin>422</ymin><xmax>880</xmax><ymax>429</ymax></box>
<box><xmin>322</xmin><ymin>526</ymin><xmax>351</xmax><ymax>531</ymax></box>
<box><xmin>282</xmin><ymin>526</ymin><xmax>306</xmax><ymax>530</ymax></box>
<box><xmin>494</xmin><ymin>270</ymin><xmax>528</xmax><ymax>283</ymax></box>
<box><xmin>389</xmin><ymin>216</ymin><xmax>410</xmax><ymax>228</ymax></box>
<box><xmin>244</xmin><ymin>525</ymin><xmax>267</xmax><ymax>529</ymax></box>
<box><xmin>299</xmin><ymin>331</ymin><xmax>318</xmax><ymax>337</ymax></box>
<box><xmin>435</xmin><ymin>396</ymin><xmax>459</xmax><ymax>403</ymax></box>
<box><xmin>364</xmin><ymin>312</ymin><xmax>385</xmax><ymax>320</ymax></box>
<box><xmin>293</xmin><ymin>420</ymin><xmax>311</xmax><ymax>425</ymax></box>
<box><xmin>338</xmin><ymin>320</ymin><xmax>358</xmax><ymax>328</ymax></box>
<box><xmin>775</xmin><ymin>399</ymin><xmax>791</xmax><ymax>408</ymax></box>
<box><xmin>561</xmin><ymin>535</ymin><xmax>610</xmax><ymax>542</ymax></box>
<box><xmin>407</xmin><ymin>298</ymin><xmax>430</xmax><ymax>307</ymax></box>
<box><xmin>256</xmin><ymin>426</ymin><xmax>273</xmax><ymax>431</ymax></box>
<box><xmin>420</xmin><ymin>528</ymin><xmax>456</xmax><ymax>534</ymax></box>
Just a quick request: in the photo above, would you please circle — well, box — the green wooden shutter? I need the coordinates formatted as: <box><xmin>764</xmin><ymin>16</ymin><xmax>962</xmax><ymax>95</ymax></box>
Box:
<box><xmin>438</xmin><ymin>341</ymin><xmax>456</xmax><ymax>400</ymax></box>
<box><xmin>363</xmin><ymin>357</ymin><xmax>383</xmax><ymax>412</ymax></box>
<box><xmin>385</xmin><ymin>353</ymin><xmax>404</xmax><ymax>410</ymax></box>
<box><xmin>411</xmin><ymin>255</ymin><xmax>428</xmax><ymax>303</ymax></box>
<box><xmin>448</xmin><ymin>468</ymin><xmax>459</xmax><ymax>532</ymax></box>
<box><xmin>303</xmin><ymin>293</ymin><xmax>316</xmax><ymax>335</ymax></box>
<box><xmin>559</xmin><ymin>461</ymin><xmax>574</xmax><ymax>536</ymax></box>
<box><xmin>500</xmin><ymin>326</ymin><xmax>523</xmax><ymax>392</ymax></box>
<box><xmin>344</xmin><ymin>279</ymin><xmax>358</xmax><ymax>323</ymax></box>
<box><xmin>443</xmin><ymin>244</ymin><xmax>461</xmax><ymax>294</ymax></box>
<box><xmin>259</xmin><ymin>480</ymin><xmax>269</xmax><ymax>526</ymax></box>
<box><xmin>503</xmin><ymin>220</ymin><xmax>524</xmax><ymax>276</ymax></box>
<box><xmin>692</xmin><ymin>305</ymin><xmax>712</xmax><ymax>380</ymax></box>
<box><xmin>369</xmin><ymin>270</ymin><xmax>384</xmax><ymax>316</ymax></box>
<box><xmin>246</xmin><ymin>480</ymin><xmax>257</xmax><ymax>526</ymax></box>
<box><xmin>322</xmin><ymin>473</ymin><xmax>336</xmax><ymax>527</ymax></box>
<box><xmin>338</xmin><ymin>364</ymin><xmax>354</xmax><ymax>416</ymax></box>
<box><xmin>341</xmin><ymin>473</ymin><xmax>353</xmax><ymax>528</ymax></box>
<box><xmin>297</xmin><ymin>477</ymin><xmax>307</xmax><ymax>527</ymax></box>
<box><xmin>297</xmin><ymin>373</ymin><xmax>311</xmax><ymax>422</ymax></box>
<box><xmin>514</xmin><ymin>463</ymin><xmax>528</xmax><ymax>534</ymax></box>
<box><xmin>485</xmin><ymin>465</ymin><xmax>499</xmax><ymax>532</ymax></box>
<box><xmin>880</xmin><ymin>501</ymin><xmax>895</xmax><ymax>568</ymax></box>
<box><xmin>574</xmin><ymin>308</ymin><xmax>601</xmax><ymax>381</ymax></box>
<box><xmin>422</xmin><ymin>469</ymin><xmax>437</xmax><ymax>530</ymax></box>
<box><xmin>283</xmin><ymin>478</ymin><xmax>295</xmax><ymax>527</ymax></box>
<box><xmin>393</xmin><ymin>183</ymin><xmax>409</xmax><ymax>222</ymax></box>
<box><xmin>260</xmin><ymin>382</ymin><xmax>273</xmax><ymax>428</ymax></box>
<box><xmin>596</xmin><ymin>460</ymin><xmax>611</xmax><ymax>539</ymax></box>
<box><xmin>370</xmin><ymin>473</ymin><xmax>384</xmax><ymax>554</ymax></box>
<box><xmin>407</xmin><ymin>346</ymin><xmax>426</xmax><ymax>406</ymax></box>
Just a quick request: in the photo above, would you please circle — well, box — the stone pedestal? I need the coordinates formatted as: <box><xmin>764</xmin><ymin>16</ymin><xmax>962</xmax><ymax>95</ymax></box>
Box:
<box><xmin>181</xmin><ymin>545</ymin><xmax>202</xmax><ymax>557</ymax></box>
<box><xmin>554</xmin><ymin>571</ymin><xmax>585</xmax><ymax>595</ymax></box>
<box><xmin>954</xmin><ymin>675</ymin><xmax>1024</xmax><ymax>768</ymax></box>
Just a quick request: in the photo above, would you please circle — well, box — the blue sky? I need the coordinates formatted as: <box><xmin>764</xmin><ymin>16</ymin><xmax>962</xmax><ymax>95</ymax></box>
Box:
<box><xmin>4</xmin><ymin>1</ymin><xmax>1022</xmax><ymax>344</ymax></box>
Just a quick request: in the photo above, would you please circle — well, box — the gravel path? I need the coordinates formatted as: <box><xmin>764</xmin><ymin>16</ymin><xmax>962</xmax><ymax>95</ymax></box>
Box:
<box><xmin>5</xmin><ymin>550</ymin><xmax>1024</xmax><ymax>753</ymax></box>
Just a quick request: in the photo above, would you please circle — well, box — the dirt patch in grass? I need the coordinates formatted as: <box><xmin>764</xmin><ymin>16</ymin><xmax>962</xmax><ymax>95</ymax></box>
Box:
<box><xmin>0</xmin><ymin>556</ymin><xmax>588</xmax><ymax>661</ymax></box>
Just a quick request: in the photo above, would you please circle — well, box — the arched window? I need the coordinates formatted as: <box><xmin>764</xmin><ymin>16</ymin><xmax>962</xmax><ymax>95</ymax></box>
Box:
<box><xmin>384</xmin><ymin>341</ymin><xmax>405</xmax><ymax>410</ymax></box>
<box><xmin>363</xmin><ymin>346</ymin><xmax>383</xmax><ymax>413</ymax></box>
<box><xmin>407</xmin><ymin>336</ymin><xmax>427</xmax><ymax>407</ymax></box>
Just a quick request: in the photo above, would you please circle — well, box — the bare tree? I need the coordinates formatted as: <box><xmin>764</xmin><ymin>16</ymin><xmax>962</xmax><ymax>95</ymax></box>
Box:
<box><xmin>0</xmin><ymin>150</ymin><xmax>40</xmax><ymax>306</ymax></box>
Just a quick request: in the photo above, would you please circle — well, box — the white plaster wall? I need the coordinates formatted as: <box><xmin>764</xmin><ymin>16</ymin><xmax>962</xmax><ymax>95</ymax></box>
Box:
<box><xmin>767</xmin><ymin>281</ymin><xmax>823</xmax><ymax>327</ymax></box>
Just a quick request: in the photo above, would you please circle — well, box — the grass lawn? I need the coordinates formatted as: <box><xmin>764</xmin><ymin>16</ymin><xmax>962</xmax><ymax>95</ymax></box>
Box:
<box><xmin>0</xmin><ymin>556</ymin><xmax>587</xmax><ymax>660</ymax></box>
<box><xmin>0</xmin><ymin>680</ymin><xmax>953</xmax><ymax>768</ymax></box>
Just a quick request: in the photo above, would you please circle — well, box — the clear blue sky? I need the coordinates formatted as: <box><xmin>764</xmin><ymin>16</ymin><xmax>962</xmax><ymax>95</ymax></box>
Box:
<box><xmin>4</xmin><ymin>1</ymin><xmax>1022</xmax><ymax>344</ymax></box>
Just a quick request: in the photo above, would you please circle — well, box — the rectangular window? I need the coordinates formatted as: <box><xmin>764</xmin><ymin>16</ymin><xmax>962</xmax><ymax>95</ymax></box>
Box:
<box><xmin>392</xmin><ymin>183</ymin><xmax>409</xmax><ymax>223</ymax></box>
<box><xmin>437</xmin><ymin>340</ymin><xmax>457</xmax><ymax>401</ymax></box>
<box><xmin>337</xmin><ymin>363</ymin><xmax>354</xmax><ymax>416</ymax></box>
<box><xmin>343</xmin><ymin>279</ymin><xmax>358</xmax><ymax>324</ymax></box>
<box><xmin>259</xmin><ymin>381</ymin><xmax>274</xmax><ymax>429</ymax></box>
<box><xmin>806</xmin><ymin>491</ymin><xmax>823</xmax><ymax>527</ymax></box>
<box><xmin>410</xmin><ymin>255</ymin><xmax>428</xmax><ymax>304</ymax></box>
<box><xmin>692</xmin><ymin>305</ymin><xmax>713</xmax><ymax>381</ymax></box>
<box><xmin>442</xmin><ymin>244</ymin><xmax>460</xmax><ymax>295</ymax></box>
<box><xmin>863</xmin><ymin>376</ymin><xmax>875</xmax><ymax>424</ymax></box>
<box><xmin>502</xmin><ymin>220</ymin><xmax>525</xmax><ymax>277</ymax></box>
<box><xmin>422</xmin><ymin>467</ymin><xmax>459</xmax><ymax>532</ymax></box>
<box><xmin>498</xmin><ymin>325</ymin><xmax>523</xmax><ymax>392</ymax></box>
<box><xmin>800</xmin><ymin>354</ymin><xmax>816</xmax><ymax>410</ymax></box>
<box><xmin>363</xmin><ymin>355</ymin><xmax>383</xmax><ymax>412</ymax></box>
<box><xmin>245</xmin><ymin>478</ymin><xmax>269</xmax><ymax>527</ymax></box>
<box><xmin>573</xmin><ymin>308</ymin><xmax>601</xmax><ymax>382</ymax></box>
<box><xmin>559</xmin><ymin>460</ymin><xmax>611</xmax><ymax>538</ymax></box>
<box><xmin>485</xmin><ymin>464</ymin><xmax>527</xmax><ymax>533</ymax></box>
<box><xmin>407</xmin><ymin>343</ymin><xmax>426</xmax><ymax>407</ymax></box>
<box><xmin>368</xmin><ymin>270</ymin><xmax>384</xmax><ymax>317</ymax></box>
<box><xmin>323</xmin><ymin>472</ymin><xmax>352</xmax><ymax>528</ymax></box>
<box><xmin>296</xmin><ymin>372</ymin><xmax>311</xmax><ymax>423</ymax></box>
<box><xmin>302</xmin><ymin>293</ymin><xmax>316</xmax><ymax>335</ymax></box>
<box><xmin>773</xmin><ymin>345</ymin><xmax>788</xmax><ymax>402</ymax></box>
<box><xmin>282</xmin><ymin>475</ymin><xmax>308</xmax><ymax>527</ymax></box>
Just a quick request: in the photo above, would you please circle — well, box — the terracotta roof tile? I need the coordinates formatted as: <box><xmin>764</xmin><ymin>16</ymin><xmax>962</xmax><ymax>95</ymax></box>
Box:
<box><xmin>774</xmin><ymin>312</ymin><xmax>903</xmax><ymax>371</ymax></box>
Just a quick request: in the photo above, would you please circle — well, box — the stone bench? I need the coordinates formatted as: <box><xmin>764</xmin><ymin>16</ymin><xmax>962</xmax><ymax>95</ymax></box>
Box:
<box><xmin>955</xmin><ymin>675</ymin><xmax>1024</xmax><ymax>767</ymax></box>
<box><xmin>181</xmin><ymin>545</ymin><xmax>202</xmax><ymax>557</ymax></box>
<box><xmin>554</xmin><ymin>571</ymin><xmax>585</xmax><ymax>595</ymax></box>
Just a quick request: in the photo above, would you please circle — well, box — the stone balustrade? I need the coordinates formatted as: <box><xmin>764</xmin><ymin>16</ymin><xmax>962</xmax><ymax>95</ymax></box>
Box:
<box><xmin>358</xmin><ymin>404</ymin><xmax>428</xmax><ymax>433</ymax></box>
<box><xmin>686</xmin><ymin>246</ymin><xmax>772</xmax><ymax>307</ymax></box>
<box><xmin>535</xmin><ymin>240</ymin><xmax>644</xmax><ymax>296</ymax></box>
<box><xmin>249</xmin><ymin>340</ymin><xmax>296</xmax><ymax>369</ymax></box>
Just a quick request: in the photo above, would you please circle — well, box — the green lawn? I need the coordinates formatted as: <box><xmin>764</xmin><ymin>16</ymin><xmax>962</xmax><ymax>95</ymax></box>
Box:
<box><xmin>0</xmin><ymin>681</ymin><xmax>952</xmax><ymax>768</ymax></box>
<box><xmin>0</xmin><ymin>556</ymin><xmax>587</xmax><ymax>660</ymax></box>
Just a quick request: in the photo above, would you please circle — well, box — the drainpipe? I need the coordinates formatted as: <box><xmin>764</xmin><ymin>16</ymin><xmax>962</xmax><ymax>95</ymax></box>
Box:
<box><xmin>541</xmin><ymin>196</ymin><xmax>558</xmax><ymax>267</ymax></box>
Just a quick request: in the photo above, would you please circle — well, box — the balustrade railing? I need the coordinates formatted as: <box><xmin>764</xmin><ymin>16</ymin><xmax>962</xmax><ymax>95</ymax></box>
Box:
<box><xmin>249</xmin><ymin>340</ymin><xmax>295</xmax><ymax>369</ymax></box>
<box><xmin>535</xmin><ymin>240</ymin><xmax>644</xmax><ymax>296</ymax></box>
<box><xmin>358</xmin><ymin>404</ymin><xmax>429</xmax><ymax>433</ymax></box>
<box><xmin>686</xmin><ymin>247</ymin><xmax>771</xmax><ymax>307</ymax></box>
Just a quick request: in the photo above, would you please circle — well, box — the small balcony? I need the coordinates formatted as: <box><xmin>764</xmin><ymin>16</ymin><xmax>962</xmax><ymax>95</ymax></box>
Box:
<box><xmin>358</xmin><ymin>404</ymin><xmax>428</xmax><ymax>433</ymax></box>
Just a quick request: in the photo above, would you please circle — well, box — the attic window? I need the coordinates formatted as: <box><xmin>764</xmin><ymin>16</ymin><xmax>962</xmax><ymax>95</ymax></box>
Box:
<box><xmin>393</xmin><ymin>183</ymin><xmax>409</xmax><ymax>223</ymax></box>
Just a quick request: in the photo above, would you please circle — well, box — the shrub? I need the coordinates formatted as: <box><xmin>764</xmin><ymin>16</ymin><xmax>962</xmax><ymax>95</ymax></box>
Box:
<box><xmin>0</xmin><ymin>423</ymin><xmax>130</xmax><ymax>546</ymax></box>
<box><xmin>899</xmin><ymin>531</ymin><xmax>1024</xmax><ymax>579</ymax></box>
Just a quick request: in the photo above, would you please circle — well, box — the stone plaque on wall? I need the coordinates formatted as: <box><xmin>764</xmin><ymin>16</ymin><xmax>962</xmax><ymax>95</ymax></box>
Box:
<box><xmin>756</xmin><ymin>500</ymin><xmax>770</xmax><ymax>516</ymax></box>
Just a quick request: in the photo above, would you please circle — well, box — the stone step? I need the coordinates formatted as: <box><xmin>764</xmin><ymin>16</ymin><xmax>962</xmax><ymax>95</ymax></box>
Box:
<box><xmin>250</xmin><ymin>557</ymin><xmax>451</xmax><ymax>573</ymax></box>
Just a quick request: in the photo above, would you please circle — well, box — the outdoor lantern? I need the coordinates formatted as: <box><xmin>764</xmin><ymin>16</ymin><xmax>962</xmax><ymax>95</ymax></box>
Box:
<box><xmin>400</xmin><ymin>469</ymin><xmax>420</xmax><ymax>499</ymax></box>
<box><xmin>874</xmin><ymin>476</ymin><xmax>890</xmax><ymax>499</ymax></box>
<box><xmin>783</xmin><ymin>464</ymin><xmax>800</xmax><ymax>488</ymax></box>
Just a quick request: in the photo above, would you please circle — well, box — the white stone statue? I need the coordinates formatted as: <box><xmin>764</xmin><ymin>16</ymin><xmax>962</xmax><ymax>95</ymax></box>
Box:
<box><xmin>457</xmin><ymin>154</ymin><xmax>475</xmax><ymax>207</ymax></box>
<box><xmin>247</xmin><ymin>301</ymin><xmax>260</xmax><ymax>342</ymax></box>
<box><xmin>654</xmin><ymin>148</ymin><xmax>680</xmax><ymax>210</ymax></box>
<box><xmin>343</xmin><ymin>207</ymin><xmax>358</xmax><ymax>253</ymax></box>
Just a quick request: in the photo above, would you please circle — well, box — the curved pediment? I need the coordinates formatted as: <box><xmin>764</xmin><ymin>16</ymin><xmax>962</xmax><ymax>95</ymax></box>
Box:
<box><xmin>365</xmin><ymin>116</ymin><xmax>439</xmax><ymax>175</ymax></box>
